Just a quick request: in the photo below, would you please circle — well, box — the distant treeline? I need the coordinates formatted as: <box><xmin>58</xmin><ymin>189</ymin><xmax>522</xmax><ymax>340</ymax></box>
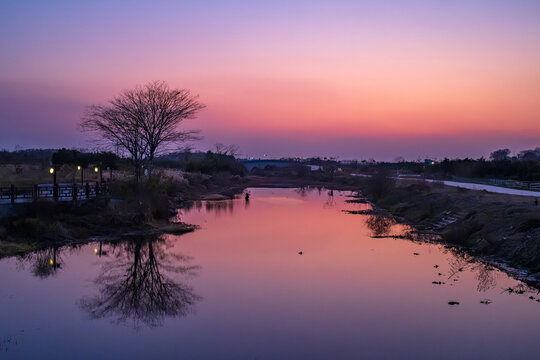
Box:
<box><xmin>0</xmin><ymin>148</ymin><xmax>247</xmax><ymax>175</ymax></box>
<box><xmin>280</xmin><ymin>148</ymin><xmax>540</xmax><ymax>181</ymax></box>
<box><xmin>425</xmin><ymin>158</ymin><xmax>540</xmax><ymax>181</ymax></box>
<box><xmin>356</xmin><ymin>148</ymin><xmax>540</xmax><ymax>181</ymax></box>
<box><xmin>3</xmin><ymin>147</ymin><xmax>538</xmax><ymax>180</ymax></box>
<box><xmin>0</xmin><ymin>148</ymin><xmax>121</xmax><ymax>169</ymax></box>
<box><xmin>156</xmin><ymin>150</ymin><xmax>246</xmax><ymax>176</ymax></box>
<box><xmin>0</xmin><ymin>149</ymin><xmax>56</xmax><ymax>166</ymax></box>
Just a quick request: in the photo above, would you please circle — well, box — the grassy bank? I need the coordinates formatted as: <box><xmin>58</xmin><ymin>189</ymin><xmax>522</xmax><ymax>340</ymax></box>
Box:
<box><xmin>358</xmin><ymin>176</ymin><xmax>540</xmax><ymax>281</ymax></box>
<box><xmin>0</xmin><ymin>170</ymin><xmax>247</xmax><ymax>258</ymax></box>
<box><xmin>0</xmin><ymin>196</ymin><xmax>197</xmax><ymax>258</ymax></box>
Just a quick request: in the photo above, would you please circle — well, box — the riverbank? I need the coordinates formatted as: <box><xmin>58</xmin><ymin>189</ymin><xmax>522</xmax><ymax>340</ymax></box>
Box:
<box><xmin>0</xmin><ymin>172</ymin><xmax>342</xmax><ymax>259</ymax></box>
<box><xmin>0</xmin><ymin>197</ymin><xmax>198</xmax><ymax>258</ymax></box>
<box><xmin>241</xmin><ymin>172</ymin><xmax>540</xmax><ymax>284</ymax></box>
<box><xmin>357</xmin><ymin>178</ymin><xmax>540</xmax><ymax>283</ymax></box>
<box><xmin>1</xmin><ymin>170</ymin><xmax>538</xmax><ymax>287</ymax></box>
<box><xmin>0</xmin><ymin>171</ymin><xmax>249</xmax><ymax>258</ymax></box>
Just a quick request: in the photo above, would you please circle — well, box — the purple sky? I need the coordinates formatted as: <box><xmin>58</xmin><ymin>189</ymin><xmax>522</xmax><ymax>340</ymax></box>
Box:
<box><xmin>1</xmin><ymin>0</ymin><xmax>539</xmax><ymax>160</ymax></box>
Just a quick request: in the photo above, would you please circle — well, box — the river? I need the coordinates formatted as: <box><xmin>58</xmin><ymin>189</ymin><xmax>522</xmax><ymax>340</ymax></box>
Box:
<box><xmin>0</xmin><ymin>188</ymin><xmax>538</xmax><ymax>359</ymax></box>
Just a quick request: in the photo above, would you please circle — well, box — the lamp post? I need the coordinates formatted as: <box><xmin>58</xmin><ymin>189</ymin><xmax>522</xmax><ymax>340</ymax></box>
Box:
<box><xmin>99</xmin><ymin>163</ymin><xmax>103</xmax><ymax>185</ymax></box>
<box><xmin>94</xmin><ymin>165</ymin><xmax>101</xmax><ymax>184</ymax></box>
<box><xmin>77</xmin><ymin>165</ymin><xmax>83</xmax><ymax>186</ymax></box>
<box><xmin>94</xmin><ymin>165</ymin><xmax>101</xmax><ymax>194</ymax></box>
<box><xmin>50</xmin><ymin>167</ymin><xmax>57</xmax><ymax>200</ymax></box>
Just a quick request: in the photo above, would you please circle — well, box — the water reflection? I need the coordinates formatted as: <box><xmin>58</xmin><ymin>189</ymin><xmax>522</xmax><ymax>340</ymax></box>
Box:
<box><xmin>93</xmin><ymin>241</ymin><xmax>108</xmax><ymax>257</ymax></box>
<box><xmin>17</xmin><ymin>246</ymin><xmax>63</xmax><ymax>278</ymax></box>
<box><xmin>207</xmin><ymin>200</ymin><xmax>234</xmax><ymax>214</ymax></box>
<box><xmin>294</xmin><ymin>186</ymin><xmax>316</xmax><ymax>198</ymax></box>
<box><xmin>365</xmin><ymin>215</ymin><xmax>396</xmax><ymax>236</ymax></box>
<box><xmin>1</xmin><ymin>188</ymin><xmax>539</xmax><ymax>359</ymax></box>
<box><xmin>80</xmin><ymin>235</ymin><xmax>201</xmax><ymax>328</ymax></box>
<box><xmin>244</xmin><ymin>191</ymin><xmax>250</xmax><ymax>208</ymax></box>
<box><xmin>323</xmin><ymin>190</ymin><xmax>335</xmax><ymax>208</ymax></box>
<box><xmin>442</xmin><ymin>249</ymin><xmax>498</xmax><ymax>292</ymax></box>
<box><xmin>363</xmin><ymin>215</ymin><xmax>530</xmax><ymax>296</ymax></box>
<box><xmin>183</xmin><ymin>199</ymin><xmax>236</xmax><ymax>216</ymax></box>
<box><xmin>473</xmin><ymin>263</ymin><xmax>497</xmax><ymax>292</ymax></box>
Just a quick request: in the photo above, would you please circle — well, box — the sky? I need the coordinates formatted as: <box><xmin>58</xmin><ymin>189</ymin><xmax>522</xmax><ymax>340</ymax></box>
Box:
<box><xmin>0</xmin><ymin>0</ymin><xmax>539</xmax><ymax>160</ymax></box>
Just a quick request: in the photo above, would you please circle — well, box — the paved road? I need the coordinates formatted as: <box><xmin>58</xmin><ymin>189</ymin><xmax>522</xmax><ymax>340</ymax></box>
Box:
<box><xmin>353</xmin><ymin>173</ymin><xmax>540</xmax><ymax>198</ymax></box>
<box><xmin>423</xmin><ymin>179</ymin><xmax>540</xmax><ymax>197</ymax></box>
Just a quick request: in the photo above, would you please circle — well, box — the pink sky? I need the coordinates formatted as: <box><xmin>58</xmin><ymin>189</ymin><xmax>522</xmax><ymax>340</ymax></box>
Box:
<box><xmin>0</xmin><ymin>0</ymin><xmax>538</xmax><ymax>160</ymax></box>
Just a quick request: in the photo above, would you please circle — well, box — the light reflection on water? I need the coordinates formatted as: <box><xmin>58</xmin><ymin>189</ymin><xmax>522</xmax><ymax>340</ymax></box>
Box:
<box><xmin>0</xmin><ymin>187</ymin><xmax>538</xmax><ymax>359</ymax></box>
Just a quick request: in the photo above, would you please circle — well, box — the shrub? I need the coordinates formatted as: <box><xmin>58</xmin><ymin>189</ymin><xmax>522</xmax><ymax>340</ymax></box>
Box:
<box><xmin>441</xmin><ymin>220</ymin><xmax>482</xmax><ymax>245</ymax></box>
<box><xmin>185</xmin><ymin>151</ymin><xmax>246</xmax><ymax>176</ymax></box>
<box><xmin>362</xmin><ymin>171</ymin><xmax>395</xmax><ymax>202</ymax></box>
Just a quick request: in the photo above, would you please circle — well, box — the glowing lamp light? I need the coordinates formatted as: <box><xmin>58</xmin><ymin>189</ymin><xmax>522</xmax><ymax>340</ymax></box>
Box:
<box><xmin>94</xmin><ymin>167</ymin><xmax>99</xmax><ymax>173</ymax></box>
<box><xmin>77</xmin><ymin>165</ymin><xmax>81</xmax><ymax>171</ymax></box>
<box><xmin>49</xmin><ymin>259</ymin><xmax>53</xmax><ymax>266</ymax></box>
<box><xmin>49</xmin><ymin>168</ymin><xmax>54</xmax><ymax>174</ymax></box>
<box><xmin>94</xmin><ymin>248</ymin><xmax>98</xmax><ymax>254</ymax></box>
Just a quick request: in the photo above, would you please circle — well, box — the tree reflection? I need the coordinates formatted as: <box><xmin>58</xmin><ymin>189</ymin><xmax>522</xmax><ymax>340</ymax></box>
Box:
<box><xmin>472</xmin><ymin>263</ymin><xmax>497</xmax><ymax>292</ymax></box>
<box><xmin>18</xmin><ymin>246</ymin><xmax>63</xmax><ymax>278</ymax></box>
<box><xmin>365</xmin><ymin>216</ymin><xmax>396</xmax><ymax>236</ymax></box>
<box><xmin>295</xmin><ymin>186</ymin><xmax>315</xmax><ymax>198</ymax></box>
<box><xmin>80</xmin><ymin>235</ymin><xmax>201</xmax><ymax>328</ymax></box>
<box><xmin>445</xmin><ymin>249</ymin><xmax>498</xmax><ymax>292</ymax></box>
<box><xmin>204</xmin><ymin>200</ymin><xmax>235</xmax><ymax>215</ymax></box>
<box><xmin>323</xmin><ymin>190</ymin><xmax>336</xmax><ymax>208</ymax></box>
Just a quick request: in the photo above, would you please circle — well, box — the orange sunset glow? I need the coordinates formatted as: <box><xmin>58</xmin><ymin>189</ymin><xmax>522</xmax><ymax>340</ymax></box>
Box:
<box><xmin>1</xmin><ymin>1</ymin><xmax>539</xmax><ymax>159</ymax></box>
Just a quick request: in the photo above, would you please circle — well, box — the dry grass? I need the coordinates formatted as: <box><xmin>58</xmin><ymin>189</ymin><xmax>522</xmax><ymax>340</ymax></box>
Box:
<box><xmin>361</xmin><ymin>178</ymin><xmax>540</xmax><ymax>275</ymax></box>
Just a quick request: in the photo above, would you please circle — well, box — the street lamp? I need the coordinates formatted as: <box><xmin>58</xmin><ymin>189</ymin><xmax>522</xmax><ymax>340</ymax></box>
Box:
<box><xmin>50</xmin><ymin>167</ymin><xmax>57</xmax><ymax>199</ymax></box>
<box><xmin>77</xmin><ymin>165</ymin><xmax>83</xmax><ymax>186</ymax></box>
<box><xmin>95</xmin><ymin>165</ymin><xmax>103</xmax><ymax>184</ymax></box>
<box><xmin>50</xmin><ymin>167</ymin><xmax>56</xmax><ymax>184</ymax></box>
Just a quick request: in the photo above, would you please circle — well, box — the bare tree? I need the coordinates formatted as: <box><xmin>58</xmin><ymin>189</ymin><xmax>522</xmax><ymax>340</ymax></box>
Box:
<box><xmin>214</xmin><ymin>143</ymin><xmax>239</xmax><ymax>157</ymax></box>
<box><xmin>136</xmin><ymin>81</ymin><xmax>204</xmax><ymax>175</ymax></box>
<box><xmin>81</xmin><ymin>81</ymin><xmax>204</xmax><ymax>183</ymax></box>
<box><xmin>82</xmin><ymin>95</ymin><xmax>148</xmax><ymax>184</ymax></box>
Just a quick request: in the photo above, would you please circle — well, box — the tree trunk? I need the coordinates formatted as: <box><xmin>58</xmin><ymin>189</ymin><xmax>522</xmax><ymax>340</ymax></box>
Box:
<box><xmin>134</xmin><ymin>163</ymin><xmax>141</xmax><ymax>191</ymax></box>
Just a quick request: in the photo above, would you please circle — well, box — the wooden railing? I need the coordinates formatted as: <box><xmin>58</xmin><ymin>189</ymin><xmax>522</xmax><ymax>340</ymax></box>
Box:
<box><xmin>0</xmin><ymin>182</ymin><xmax>109</xmax><ymax>204</ymax></box>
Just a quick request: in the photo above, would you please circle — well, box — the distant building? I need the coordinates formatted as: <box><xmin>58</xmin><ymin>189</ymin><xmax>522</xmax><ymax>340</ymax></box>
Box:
<box><xmin>424</xmin><ymin>159</ymin><xmax>436</xmax><ymax>166</ymax></box>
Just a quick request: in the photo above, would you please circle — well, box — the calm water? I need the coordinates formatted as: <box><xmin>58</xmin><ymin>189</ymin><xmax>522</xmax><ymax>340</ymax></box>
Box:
<box><xmin>0</xmin><ymin>188</ymin><xmax>539</xmax><ymax>359</ymax></box>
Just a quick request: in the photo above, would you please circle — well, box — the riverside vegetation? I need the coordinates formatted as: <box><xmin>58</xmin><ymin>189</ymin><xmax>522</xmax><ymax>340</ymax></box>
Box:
<box><xmin>244</xmin><ymin>164</ymin><xmax>540</xmax><ymax>285</ymax></box>
<box><xmin>1</xmin><ymin>153</ymin><xmax>539</xmax><ymax>287</ymax></box>
<box><xmin>355</xmin><ymin>172</ymin><xmax>540</xmax><ymax>284</ymax></box>
<box><xmin>0</xmin><ymin>167</ymin><xmax>248</xmax><ymax>258</ymax></box>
